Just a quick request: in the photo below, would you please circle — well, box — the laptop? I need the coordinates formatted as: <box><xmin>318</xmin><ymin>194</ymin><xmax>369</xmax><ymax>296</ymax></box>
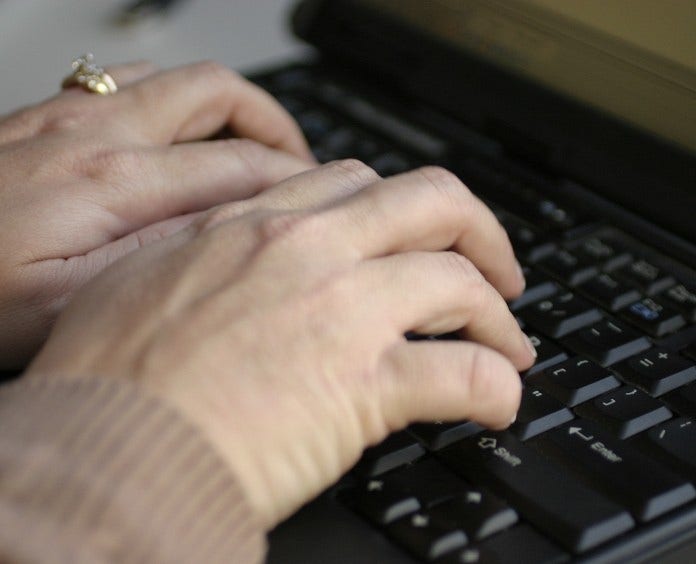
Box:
<box><xmin>246</xmin><ymin>1</ymin><xmax>696</xmax><ymax>562</ymax></box>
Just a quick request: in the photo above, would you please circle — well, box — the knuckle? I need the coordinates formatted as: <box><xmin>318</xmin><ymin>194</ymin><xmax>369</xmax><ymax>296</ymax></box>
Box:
<box><xmin>323</xmin><ymin>158</ymin><xmax>379</xmax><ymax>194</ymax></box>
<box><xmin>414</xmin><ymin>165</ymin><xmax>473</xmax><ymax>214</ymax></box>
<box><xmin>193</xmin><ymin>60</ymin><xmax>238</xmax><ymax>85</ymax></box>
<box><xmin>253</xmin><ymin>211</ymin><xmax>319</xmax><ymax>245</ymax></box>
<box><xmin>439</xmin><ymin>251</ymin><xmax>478</xmax><ymax>279</ymax></box>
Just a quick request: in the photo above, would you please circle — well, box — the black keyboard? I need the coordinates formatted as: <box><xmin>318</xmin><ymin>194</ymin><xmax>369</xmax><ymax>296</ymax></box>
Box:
<box><xmin>255</xmin><ymin>64</ymin><xmax>696</xmax><ymax>563</ymax></box>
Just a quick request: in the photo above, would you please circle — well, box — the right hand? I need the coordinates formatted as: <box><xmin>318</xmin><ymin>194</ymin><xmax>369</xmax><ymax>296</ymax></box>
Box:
<box><xmin>27</xmin><ymin>160</ymin><xmax>535</xmax><ymax>530</ymax></box>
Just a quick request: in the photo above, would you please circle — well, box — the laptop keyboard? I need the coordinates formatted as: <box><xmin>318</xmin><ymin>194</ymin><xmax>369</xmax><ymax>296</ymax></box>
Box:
<box><xmin>255</xmin><ymin>64</ymin><xmax>696</xmax><ymax>563</ymax></box>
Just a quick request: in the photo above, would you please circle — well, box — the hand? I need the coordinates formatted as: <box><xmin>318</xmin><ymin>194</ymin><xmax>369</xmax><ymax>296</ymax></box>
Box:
<box><xmin>0</xmin><ymin>60</ymin><xmax>314</xmax><ymax>368</ymax></box>
<box><xmin>27</xmin><ymin>160</ymin><xmax>535</xmax><ymax>529</ymax></box>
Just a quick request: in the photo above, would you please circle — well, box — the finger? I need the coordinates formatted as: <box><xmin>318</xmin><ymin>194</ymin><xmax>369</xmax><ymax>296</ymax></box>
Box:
<box><xmin>90</xmin><ymin>139</ymin><xmax>313</xmax><ymax>236</ymax></box>
<box><xmin>321</xmin><ymin>166</ymin><xmax>524</xmax><ymax>299</ymax></box>
<box><xmin>194</xmin><ymin>159</ymin><xmax>379</xmax><ymax>231</ymax></box>
<box><xmin>378</xmin><ymin>340</ymin><xmax>522</xmax><ymax>431</ymax></box>
<box><xmin>358</xmin><ymin>251</ymin><xmax>535</xmax><ymax>370</ymax></box>
<box><xmin>106</xmin><ymin>60</ymin><xmax>159</xmax><ymax>87</ymax></box>
<box><xmin>116</xmin><ymin>61</ymin><xmax>313</xmax><ymax>160</ymax></box>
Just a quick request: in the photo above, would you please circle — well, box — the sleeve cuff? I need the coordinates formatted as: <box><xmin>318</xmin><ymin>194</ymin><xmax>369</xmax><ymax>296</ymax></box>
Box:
<box><xmin>0</xmin><ymin>375</ymin><xmax>266</xmax><ymax>563</ymax></box>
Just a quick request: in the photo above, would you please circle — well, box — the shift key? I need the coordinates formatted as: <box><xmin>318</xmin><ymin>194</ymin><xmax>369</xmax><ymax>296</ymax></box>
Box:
<box><xmin>438</xmin><ymin>431</ymin><xmax>634</xmax><ymax>553</ymax></box>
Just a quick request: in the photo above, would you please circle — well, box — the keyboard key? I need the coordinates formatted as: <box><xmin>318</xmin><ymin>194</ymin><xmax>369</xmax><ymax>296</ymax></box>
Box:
<box><xmin>574</xmin><ymin>386</ymin><xmax>672</xmax><ymax>439</ymax></box>
<box><xmin>390</xmin><ymin>458</ymin><xmax>470</xmax><ymax>508</ymax></box>
<box><xmin>685</xmin><ymin>342</ymin><xmax>696</xmax><ymax>362</ymax></box>
<box><xmin>518</xmin><ymin>291</ymin><xmax>602</xmax><ymax>338</ymax></box>
<box><xmin>369</xmin><ymin>151</ymin><xmax>412</xmax><ymax>177</ymax></box>
<box><xmin>501</xmin><ymin>217</ymin><xmax>556</xmax><ymax>263</ymax></box>
<box><xmin>524</xmin><ymin>333</ymin><xmax>569</xmax><ymax>376</ymax></box>
<box><xmin>431</xmin><ymin>489</ymin><xmax>518</xmax><ymax>541</ymax></box>
<box><xmin>439</xmin><ymin>525</ymin><xmax>569</xmax><ymax>564</ymax></box>
<box><xmin>569</xmin><ymin>237</ymin><xmax>632</xmax><ymax>271</ymax></box>
<box><xmin>354</xmin><ymin>431</ymin><xmax>425</xmax><ymax>477</ymax></box>
<box><xmin>438</xmin><ymin>432</ymin><xmax>634</xmax><ymax>552</ymax></box>
<box><xmin>661</xmin><ymin>284</ymin><xmax>696</xmax><ymax>322</ymax></box>
<box><xmin>621</xmin><ymin>297</ymin><xmax>686</xmax><ymax>337</ymax></box>
<box><xmin>577</xmin><ymin>273</ymin><xmax>641</xmax><ymax>312</ymax></box>
<box><xmin>296</xmin><ymin>109</ymin><xmax>334</xmax><ymax>143</ymax></box>
<box><xmin>410</xmin><ymin>420</ymin><xmax>483</xmax><ymax>451</ymax></box>
<box><xmin>508</xmin><ymin>268</ymin><xmax>558</xmax><ymax>311</ymax></box>
<box><xmin>349</xmin><ymin>478</ymin><xmax>421</xmax><ymax>525</ymax></box>
<box><xmin>510</xmin><ymin>387</ymin><xmax>574</xmax><ymax>440</ymax></box>
<box><xmin>537</xmin><ymin>249</ymin><xmax>598</xmax><ymax>286</ymax></box>
<box><xmin>615</xmin><ymin>259</ymin><xmax>675</xmax><ymax>295</ymax></box>
<box><xmin>387</xmin><ymin>510</ymin><xmax>468</xmax><ymax>560</ymax></box>
<box><xmin>540</xmin><ymin>420</ymin><xmax>695</xmax><ymax>521</ymax></box>
<box><xmin>527</xmin><ymin>357</ymin><xmax>620</xmax><ymax>407</ymax></box>
<box><xmin>647</xmin><ymin>418</ymin><xmax>696</xmax><ymax>477</ymax></box>
<box><xmin>613</xmin><ymin>348</ymin><xmax>696</xmax><ymax>396</ymax></box>
<box><xmin>562</xmin><ymin>319</ymin><xmax>650</xmax><ymax>366</ymax></box>
<box><xmin>663</xmin><ymin>382</ymin><xmax>696</xmax><ymax>417</ymax></box>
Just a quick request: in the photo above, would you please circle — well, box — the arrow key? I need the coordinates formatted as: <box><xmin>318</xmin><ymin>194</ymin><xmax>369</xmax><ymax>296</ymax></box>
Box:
<box><xmin>430</xmin><ymin>487</ymin><xmax>518</xmax><ymax>541</ymax></box>
<box><xmin>387</xmin><ymin>510</ymin><xmax>468</xmax><ymax>561</ymax></box>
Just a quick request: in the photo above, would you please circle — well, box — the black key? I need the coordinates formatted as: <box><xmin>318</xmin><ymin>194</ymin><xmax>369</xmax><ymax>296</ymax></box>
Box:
<box><xmin>537</xmin><ymin>249</ymin><xmax>598</xmax><ymax>286</ymax></box>
<box><xmin>439</xmin><ymin>525</ymin><xmax>570</xmax><ymax>564</ymax></box>
<box><xmin>348</xmin><ymin>477</ymin><xmax>420</xmax><ymax>525</ymax></box>
<box><xmin>686</xmin><ymin>342</ymin><xmax>696</xmax><ymax>362</ymax></box>
<box><xmin>438</xmin><ymin>432</ymin><xmax>634</xmax><ymax>552</ymax></box>
<box><xmin>369</xmin><ymin>151</ymin><xmax>412</xmax><ymax>177</ymax></box>
<box><xmin>621</xmin><ymin>297</ymin><xmax>686</xmax><ymax>337</ymax></box>
<box><xmin>410</xmin><ymin>420</ymin><xmax>483</xmax><ymax>451</ymax></box>
<box><xmin>509</xmin><ymin>268</ymin><xmax>558</xmax><ymax>311</ymax></box>
<box><xmin>613</xmin><ymin>348</ymin><xmax>696</xmax><ymax>396</ymax></box>
<box><xmin>615</xmin><ymin>259</ymin><xmax>675</xmax><ymax>295</ymax></box>
<box><xmin>540</xmin><ymin>421</ymin><xmax>695</xmax><ymax>521</ymax></box>
<box><xmin>663</xmin><ymin>382</ymin><xmax>696</xmax><ymax>417</ymax></box>
<box><xmin>574</xmin><ymin>386</ymin><xmax>672</xmax><ymax>438</ymax></box>
<box><xmin>562</xmin><ymin>319</ymin><xmax>650</xmax><ymax>366</ymax></box>
<box><xmin>647</xmin><ymin>417</ymin><xmax>696</xmax><ymax>476</ymax></box>
<box><xmin>519</xmin><ymin>291</ymin><xmax>602</xmax><ymax>338</ymax></box>
<box><xmin>510</xmin><ymin>387</ymin><xmax>574</xmax><ymax>440</ymax></box>
<box><xmin>662</xmin><ymin>284</ymin><xmax>696</xmax><ymax>322</ymax></box>
<box><xmin>569</xmin><ymin>237</ymin><xmax>632</xmax><ymax>271</ymax></box>
<box><xmin>431</xmin><ymin>489</ymin><xmax>518</xmax><ymax>541</ymax></box>
<box><xmin>387</xmin><ymin>510</ymin><xmax>468</xmax><ymax>561</ymax></box>
<box><xmin>354</xmin><ymin>431</ymin><xmax>425</xmax><ymax>477</ymax></box>
<box><xmin>274</xmin><ymin>94</ymin><xmax>306</xmax><ymax>115</ymax></box>
<box><xmin>501</xmin><ymin>217</ymin><xmax>556</xmax><ymax>263</ymax></box>
<box><xmin>524</xmin><ymin>333</ymin><xmax>569</xmax><ymax>376</ymax></box>
<box><xmin>296</xmin><ymin>109</ymin><xmax>333</xmax><ymax>143</ymax></box>
<box><xmin>578</xmin><ymin>273</ymin><xmax>641</xmax><ymax>312</ymax></box>
<box><xmin>390</xmin><ymin>458</ymin><xmax>470</xmax><ymax>508</ymax></box>
<box><xmin>527</xmin><ymin>357</ymin><xmax>620</xmax><ymax>407</ymax></box>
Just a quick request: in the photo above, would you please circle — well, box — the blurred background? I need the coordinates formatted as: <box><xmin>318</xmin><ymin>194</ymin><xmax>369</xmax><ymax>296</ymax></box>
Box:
<box><xmin>0</xmin><ymin>0</ymin><xmax>307</xmax><ymax>114</ymax></box>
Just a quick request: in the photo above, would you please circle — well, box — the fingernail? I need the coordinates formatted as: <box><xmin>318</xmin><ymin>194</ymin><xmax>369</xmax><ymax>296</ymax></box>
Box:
<box><xmin>525</xmin><ymin>334</ymin><xmax>538</xmax><ymax>359</ymax></box>
<box><xmin>509</xmin><ymin>413</ymin><xmax>517</xmax><ymax>425</ymax></box>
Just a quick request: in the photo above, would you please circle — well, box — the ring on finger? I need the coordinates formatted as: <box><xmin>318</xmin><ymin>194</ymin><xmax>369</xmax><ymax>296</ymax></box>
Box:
<box><xmin>61</xmin><ymin>53</ymin><xmax>118</xmax><ymax>95</ymax></box>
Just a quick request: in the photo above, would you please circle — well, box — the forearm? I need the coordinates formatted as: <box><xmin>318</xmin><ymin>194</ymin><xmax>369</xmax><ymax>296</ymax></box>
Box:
<box><xmin>0</xmin><ymin>376</ymin><xmax>266</xmax><ymax>564</ymax></box>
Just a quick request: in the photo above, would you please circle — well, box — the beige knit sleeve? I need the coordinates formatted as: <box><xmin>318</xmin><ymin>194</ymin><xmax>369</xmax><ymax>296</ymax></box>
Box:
<box><xmin>0</xmin><ymin>377</ymin><xmax>267</xmax><ymax>564</ymax></box>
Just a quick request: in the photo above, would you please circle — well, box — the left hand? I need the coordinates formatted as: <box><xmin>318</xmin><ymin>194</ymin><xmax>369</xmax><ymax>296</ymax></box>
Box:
<box><xmin>0</xmin><ymin>60</ymin><xmax>314</xmax><ymax>368</ymax></box>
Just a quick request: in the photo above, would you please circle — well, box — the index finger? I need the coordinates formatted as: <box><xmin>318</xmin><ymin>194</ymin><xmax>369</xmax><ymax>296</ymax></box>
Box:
<box><xmin>115</xmin><ymin>61</ymin><xmax>313</xmax><ymax>160</ymax></box>
<box><xmin>322</xmin><ymin>166</ymin><xmax>525</xmax><ymax>299</ymax></box>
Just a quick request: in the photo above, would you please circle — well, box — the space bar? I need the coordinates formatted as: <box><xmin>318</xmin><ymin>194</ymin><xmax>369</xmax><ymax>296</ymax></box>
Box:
<box><xmin>438</xmin><ymin>431</ymin><xmax>634</xmax><ymax>553</ymax></box>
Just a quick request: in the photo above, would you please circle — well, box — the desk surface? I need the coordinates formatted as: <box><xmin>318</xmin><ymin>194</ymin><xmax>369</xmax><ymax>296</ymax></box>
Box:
<box><xmin>0</xmin><ymin>0</ymin><xmax>306</xmax><ymax>115</ymax></box>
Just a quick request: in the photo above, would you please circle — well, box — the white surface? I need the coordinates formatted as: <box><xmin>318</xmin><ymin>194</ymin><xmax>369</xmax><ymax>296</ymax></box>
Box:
<box><xmin>0</xmin><ymin>0</ymin><xmax>308</xmax><ymax>115</ymax></box>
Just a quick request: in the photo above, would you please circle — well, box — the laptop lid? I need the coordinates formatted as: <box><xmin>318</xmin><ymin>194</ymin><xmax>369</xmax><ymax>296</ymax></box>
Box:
<box><xmin>292</xmin><ymin>0</ymin><xmax>696</xmax><ymax>247</ymax></box>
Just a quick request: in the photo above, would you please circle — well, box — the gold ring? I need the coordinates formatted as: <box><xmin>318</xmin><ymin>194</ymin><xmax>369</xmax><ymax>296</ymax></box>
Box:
<box><xmin>61</xmin><ymin>53</ymin><xmax>118</xmax><ymax>95</ymax></box>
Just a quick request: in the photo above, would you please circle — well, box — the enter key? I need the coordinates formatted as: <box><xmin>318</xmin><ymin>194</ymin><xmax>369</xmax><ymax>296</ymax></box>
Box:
<box><xmin>539</xmin><ymin>420</ymin><xmax>695</xmax><ymax>522</ymax></box>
